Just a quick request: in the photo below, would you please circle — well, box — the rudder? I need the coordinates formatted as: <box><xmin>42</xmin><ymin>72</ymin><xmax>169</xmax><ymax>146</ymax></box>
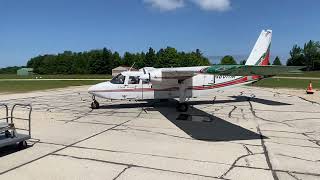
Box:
<box><xmin>245</xmin><ymin>30</ymin><xmax>272</xmax><ymax>66</ymax></box>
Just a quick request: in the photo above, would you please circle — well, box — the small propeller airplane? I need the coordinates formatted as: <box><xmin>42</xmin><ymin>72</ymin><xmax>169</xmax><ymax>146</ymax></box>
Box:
<box><xmin>88</xmin><ymin>30</ymin><xmax>303</xmax><ymax>111</ymax></box>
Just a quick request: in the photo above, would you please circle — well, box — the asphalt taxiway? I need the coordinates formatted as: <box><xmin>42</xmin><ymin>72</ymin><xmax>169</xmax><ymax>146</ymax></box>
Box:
<box><xmin>0</xmin><ymin>86</ymin><xmax>319</xmax><ymax>180</ymax></box>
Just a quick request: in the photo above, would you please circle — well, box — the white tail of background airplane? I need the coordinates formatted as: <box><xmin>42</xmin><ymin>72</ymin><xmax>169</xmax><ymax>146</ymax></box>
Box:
<box><xmin>246</xmin><ymin>29</ymin><xmax>272</xmax><ymax>66</ymax></box>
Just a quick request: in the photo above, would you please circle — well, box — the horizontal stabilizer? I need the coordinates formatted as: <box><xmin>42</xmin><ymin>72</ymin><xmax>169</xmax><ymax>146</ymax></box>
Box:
<box><xmin>205</xmin><ymin>65</ymin><xmax>304</xmax><ymax>76</ymax></box>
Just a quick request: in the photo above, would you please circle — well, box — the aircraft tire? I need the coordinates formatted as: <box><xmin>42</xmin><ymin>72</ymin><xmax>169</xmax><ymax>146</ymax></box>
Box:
<box><xmin>91</xmin><ymin>100</ymin><xmax>100</xmax><ymax>109</ymax></box>
<box><xmin>177</xmin><ymin>103</ymin><xmax>188</xmax><ymax>112</ymax></box>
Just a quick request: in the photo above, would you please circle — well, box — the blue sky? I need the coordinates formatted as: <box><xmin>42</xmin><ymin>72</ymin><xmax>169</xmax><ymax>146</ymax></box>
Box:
<box><xmin>1</xmin><ymin>0</ymin><xmax>319</xmax><ymax>67</ymax></box>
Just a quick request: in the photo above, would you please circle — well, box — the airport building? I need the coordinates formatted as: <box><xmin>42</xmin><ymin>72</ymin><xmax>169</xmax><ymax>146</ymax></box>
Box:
<box><xmin>17</xmin><ymin>68</ymin><xmax>34</xmax><ymax>76</ymax></box>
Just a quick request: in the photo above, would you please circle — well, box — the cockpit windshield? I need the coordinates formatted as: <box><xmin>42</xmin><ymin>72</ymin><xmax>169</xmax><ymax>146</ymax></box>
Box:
<box><xmin>110</xmin><ymin>74</ymin><xmax>125</xmax><ymax>84</ymax></box>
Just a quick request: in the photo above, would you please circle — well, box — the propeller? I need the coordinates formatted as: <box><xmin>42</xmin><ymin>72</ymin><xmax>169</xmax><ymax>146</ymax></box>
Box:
<box><xmin>139</xmin><ymin>68</ymin><xmax>151</xmax><ymax>82</ymax></box>
<box><xmin>139</xmin><ymin>73</ymin><xmax>150</xmax><ymax>82</ymax></box>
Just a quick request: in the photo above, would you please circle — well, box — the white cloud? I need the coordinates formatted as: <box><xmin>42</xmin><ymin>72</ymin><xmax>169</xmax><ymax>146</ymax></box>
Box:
<box><xmin>144</xmin><ymin>0</ymin><xmax>184</xmax><ymax>11</ymax></box>
<box><xmin>192</xmin><ymin>0</ymin><xmax>231</xmax><ymax>11</ymax></box>
<box><xmin>143</xmin><ymin>0</ymin><xmax>231</xmax><ymax>12</ymax></box>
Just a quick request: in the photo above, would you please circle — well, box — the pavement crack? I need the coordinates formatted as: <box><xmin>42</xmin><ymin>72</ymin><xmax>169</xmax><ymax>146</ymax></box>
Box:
<box><xmin>268</xmin><ymin>141</ymin><xmax>320</xmax><ymax>149</ymax></box>
<box><xmin>240</xmin><ymin>108</ymin><xmax>247</xmax><ymax>121</ymax></box>
<box><xmin>0</xmin><ymin>119</ymin><xmax>133</xmax><ymax>176</ymax></box>
<box><xmin>257</xmin><ymin>126</ymin><xmax>279</xmax><ymax>180</ymax></box>
<box><xmin>220</xmin><ymin>143</ymin><xmax>259</xmax><ymax>178</ymax></box>
<box><xmin>248</xmin><ymin>100</ymin><xmax>293</xmax><ymax>127</ymax></box>
<box><xmin>247</xmin><ymin>97</ymin><xmax>279</xmax><ymax>180</ymax></box>
<box><xmin>302</xmin><ymin>133</ymin><xmax>320</xmax><ymax>147</ymax></box>
<box><xmin>119</xmin><ymin>127</ymin><xmax>194</xmax><ymax>140</ymax></box>
<box><xmin>219</xmin><ymin>153</ymin><xmax>263</xmax><ymax>178</ymax></box>
<box><xmin>112</xmin><ymin>166</ymin><xmax>131</xmax><ymax>180</ymax></box>
<box><xmin>242</xmin><ymin>144</ymin><xmax>253</xmax><ymax>155</ymax></box>
<box><xmin>298</xmin><ymin>96</ymin><xmax>320</xmax><ymax>105</ymax></box>
<box><xmin>228</xmin><ymin>106</ymin><xmax>237</xmax><ymax>118</ymax></box>
<box><xmin>287</xmin><ymin>172</ymin><xmax>302</xmax><ymax>180</ymax></box>
<box><xmin>51</xmin><ymin>154</ymin><xmax>227</xmax><ymax>179</ymax></box>
<box><xmin>277</xmin><ymin>153</ymin><xmax>320</xmax><ymax>162</ymax></box>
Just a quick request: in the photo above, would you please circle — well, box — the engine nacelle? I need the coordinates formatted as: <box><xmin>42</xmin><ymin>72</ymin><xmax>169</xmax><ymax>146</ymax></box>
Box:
<box><xmin>139</xmin><ymin>69</ymin><xmax>163</xmax><ymax>82</ymax></box>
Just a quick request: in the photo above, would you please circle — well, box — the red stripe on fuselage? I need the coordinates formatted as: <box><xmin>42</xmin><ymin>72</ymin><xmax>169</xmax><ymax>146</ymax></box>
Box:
<box><xmin>191</xmin><ymin>77</ymin><xmax>248</xmax><ymax>90</ymax></box>
<box><xmin>90</xmin><ymin>76</ymin><xmax>259</xmax><ymax>93</ymax></box>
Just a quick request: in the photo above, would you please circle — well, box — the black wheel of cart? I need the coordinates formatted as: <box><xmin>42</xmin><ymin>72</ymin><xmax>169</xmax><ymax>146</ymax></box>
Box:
<box><xmin>18</xmin><ymin>141</ymin><xmax>28</xmax><ymax>149</ymax></box>
<box><xmin>5</xmin><ymin>130</ymin><xmax>11</xmax><ymax>138</ymax></box>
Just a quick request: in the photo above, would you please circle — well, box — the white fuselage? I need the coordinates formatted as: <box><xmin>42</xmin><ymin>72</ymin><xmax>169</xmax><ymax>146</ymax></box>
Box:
<box><xmin>88</xmin><ymin>69</ymin><xmax>258</xmax><ymax>101</ymax></box>
<box><xmin>88</xmin><ymin>30</ymin><xmax>272</xmax><ymax>101</ymax></box>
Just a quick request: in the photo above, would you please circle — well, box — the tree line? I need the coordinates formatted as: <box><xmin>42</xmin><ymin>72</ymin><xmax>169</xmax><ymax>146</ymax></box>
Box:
<box><xmin>219</xmin><ymin>55</ymin><xmax>282</xmax><ymax>65</ymax></box>
<box><xmin>26</xmin><ymin>47</ymin><xmax>210</xmax><ymax>74</ymax></box>
<box><xmin>0</xmin><ymin>66</ymin><xmax>23</xmax><ymax>74</ymax></box>
<box><xmin>286</xmin><ymin>40</ymin><xmax>320</xmax><ymax>70</ymax></box>
<box><xmin>220</xmin><ymin>40</ymin><xmax>320</xmax><ymax>68</ymax></box>
<box><xmin>2</xmin><ymin>40</ymin><xmax>319</xmax><ymax>74</ymax></box>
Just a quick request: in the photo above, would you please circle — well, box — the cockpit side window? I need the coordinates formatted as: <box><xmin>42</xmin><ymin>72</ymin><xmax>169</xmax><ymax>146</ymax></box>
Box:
<box><xmin>110</xmin><ymin>74</ymin><xmax>125</xmax><ymax>84</ymax></box>
<box><xmin>128</xmin><ymin>76</ymin><xmax>140</xmax><ymax>84</ymax></box>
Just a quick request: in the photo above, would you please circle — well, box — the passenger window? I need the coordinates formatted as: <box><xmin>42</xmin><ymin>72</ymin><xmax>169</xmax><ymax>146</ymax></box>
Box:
<box><xmin>128</xmin><ymin>76</ymin><xmax>140</xmax><ymax>84</ymax></box>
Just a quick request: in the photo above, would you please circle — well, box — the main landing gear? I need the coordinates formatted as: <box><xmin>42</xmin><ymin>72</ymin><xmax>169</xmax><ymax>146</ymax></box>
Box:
<box><xmin>91</xmin><ymin>96</ymin><xmax>100</xmax><ymax>109</ymax></box>
<box><xmin>176</xmin><ymin>103</ymin><xmax>189</xmax><ymax>112</ymax></box>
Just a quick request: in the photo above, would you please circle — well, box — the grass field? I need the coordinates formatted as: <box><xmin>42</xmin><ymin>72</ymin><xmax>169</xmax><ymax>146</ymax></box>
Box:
<box><xmin>277</xmin><ymin>71</ymin><xmax>320</xmax><ymax>78</ymax></box>
<box><xmin>0</xmin><ymin>80</ymin><xmax>104</xmax><ymax>93</ymax></box>
<box><xmin>0</xmin><ymin>74</ymin><xmax>111</xmax><ymax>79</ymax></box>
<box><xmin>1</xmin><ymin>78</ymin><xmax>318</xmax><ymax>94</ymax></box>
<box><xmin>252</xmin><ymin>78</ymin><xmax>320</xmax><ymax>89</ymax></box>
<box><xmin>1</xmin><ymin>71</ymin><xmax>319</xmax><ymax>79</ymax></box>
<box><xmin>1</xmin><ymin>71</ymin><xmax>320</xmax><ymax>93</ymax></box>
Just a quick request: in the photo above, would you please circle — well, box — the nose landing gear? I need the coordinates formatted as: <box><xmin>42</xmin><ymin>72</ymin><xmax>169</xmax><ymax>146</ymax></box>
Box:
<box><xmin>91</xmin><ymin>96</ymin><xmax>100</xmax><ymax>109</ymax></box>
<box><xmin>176</xmin><ymin>103</ymin><xmax>189</xmax><ymax>112</ymax></box>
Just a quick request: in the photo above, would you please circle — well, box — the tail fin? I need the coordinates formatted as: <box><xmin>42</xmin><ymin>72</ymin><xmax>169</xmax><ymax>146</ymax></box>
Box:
<box><xmin>245</xmin><ymin>30</ymin><xmax>272</xmax><ymax>66</ymax></box>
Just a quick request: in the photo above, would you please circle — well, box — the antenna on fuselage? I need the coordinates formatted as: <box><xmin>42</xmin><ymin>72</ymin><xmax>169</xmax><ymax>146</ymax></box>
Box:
<box><xmin>129</xmin><ymin>62</ymin><xmax>136</xmax><ymax>71</ymax></box>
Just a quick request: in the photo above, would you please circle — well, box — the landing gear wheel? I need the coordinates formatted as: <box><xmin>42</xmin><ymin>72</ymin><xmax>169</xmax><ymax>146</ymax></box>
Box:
<box><xmin>177</xmin><ymin>103</ymin><xmax>189</xmax><ymax>112</ymax></box>
<box><xmin>91</xmin><ymin>100</ymin><xmax>100</xmax><ymax>109</ymax></box>
<box><xmin>5</xmin><ymin>130</ymin><xmax>11</xmax><ymax>138</ymax></box>
<box><xmin>18</xmin><ymin>141</ymin><xmax>27</xmax><ymax>149</ymax></box>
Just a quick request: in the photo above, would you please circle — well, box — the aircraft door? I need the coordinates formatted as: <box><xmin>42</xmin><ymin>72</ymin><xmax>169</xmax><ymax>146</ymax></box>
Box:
<box><xmin>125</xmin><ymin>76</ymin><xmax>141</xmax><ymax>99</ymax></box>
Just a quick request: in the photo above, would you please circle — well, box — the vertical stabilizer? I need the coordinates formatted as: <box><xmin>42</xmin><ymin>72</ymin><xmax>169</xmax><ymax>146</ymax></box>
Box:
<box><xmin>245</xmin><ymin>30</ymin><xmax>272</xmax><ymax>66</ymax></box>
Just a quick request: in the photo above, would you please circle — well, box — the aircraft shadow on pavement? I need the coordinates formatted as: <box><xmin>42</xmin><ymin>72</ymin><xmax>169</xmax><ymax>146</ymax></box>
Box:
<box><xmin>189</xmin><ymin>96</ymin><xmax>291</xmax><ymax>106</ymax></box>
<box><xmin>99</xmin><ymin>95</ymin><xmax>291</xmax><ymax>109</ymax></box>
<box><xmin>100</xmin><ymin>96</ymin><xmax>283</xmax><ymax>141</ymax></box>
<box><xmin>148</xmin><ymin>101</ymin><xmax>266</xmax><ymax>142</ymax></box>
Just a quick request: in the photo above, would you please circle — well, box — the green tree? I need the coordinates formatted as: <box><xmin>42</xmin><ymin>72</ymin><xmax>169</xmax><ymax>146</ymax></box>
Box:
<box><xmin>287</xmin><ymin>45</ymin><xmax>305</xmax><ymax>66</ymax></box>
<box><xmin>145</xmin><ymin>47</ymin><xmax>157</xmax><ymax>67</ymax></box>
<box><xmin>123</xmin><ymin>52</ymin><xmax>135</xmax><ymax>67</ymax></box>
<box><xmin>0</xmin><ymin>66</ymin><xmax>24</xmax><ymax>74</ymax></box>
<box><xmin>134</xmin><ymin>52</ymin><xmax>146</xmax><ymax>69</ymax></box>
<box><xmin>220</xmin><ymin>55</ymin><xmax>237</xmax><ymax>65</ymax></box>
<box><xmin>160</xmin><ymin>47</ymin><xmax>180</xmax><ymax>67</ymax></box>
<box><xmin>25</xmin><ymin>47</ymin><xmax>211</xmax><ymax>74</ymax></box>
<box><xmin>112</xmin><ymin>51</ymin><xmax>121</xmax><ymax>68</ymax></box>
<box><xmin>239</xmin><ymin>60</ymin><xmax>246</xmax><ymax>65</ymax></box>
<box><xmin>303</xmin><ymin>40</ymin><xmax>320</xmax><ymax>70</ymax></box>
<box><xmin>272</xmin><ymin>56</ymin><xmax>282</xmax><ymax>65</ymax></box>
<box><xmin>102</xmin><ymin>48</ymin><xmax>113</xmax><ymax>74</ymax></box>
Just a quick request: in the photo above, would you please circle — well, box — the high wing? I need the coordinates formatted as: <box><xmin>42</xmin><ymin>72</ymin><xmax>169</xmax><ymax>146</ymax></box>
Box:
<box><xmin>140</xmin><ymin>29</ymin><xmax>303</xmax><ymax>81</ymax></box>
<box><xmin>140</xmin><ymin>66</ymin><xmax>209</xmax><ymax>81</ymax></box>
<box><xmin>158</xmin><ymin>66</ymin><xmax>209</xmax><ymax>80</ymax></box>
<box><xmin>204</xmin><ymin>65</ymin><xmax>304</xmax><ymax>76</ymax></box>
<box><xmin>155</xmin><ymin>65</ymin><xmax>303</xmax><ymax>80</ymax></box>
<box><xmin>143</xmin><ymin>65</ymin><xmax>304</xmax><ymax>82</ymax></box>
